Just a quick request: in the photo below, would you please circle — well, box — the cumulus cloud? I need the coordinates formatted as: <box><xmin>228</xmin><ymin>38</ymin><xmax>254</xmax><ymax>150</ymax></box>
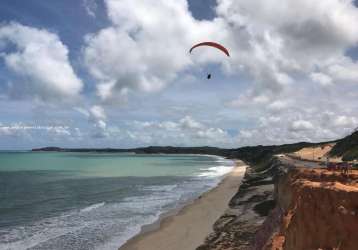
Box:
<box><xmin>0</xmin><ymin>22</ymin><xmax>83</xmax><ymax>102</ymax></box>
<box><xmin>267</xmin><ymin>100</ymin><xmax>290</xmax><ymax>112</ymax></box>
<box><xmin>89</xmin><ymin>105</ymin><xmax>106</xmax><ymax>121</ymax></box>
<box><xmin>290</xmin><ymin>120</ymin><xmax>314</xmax><ymax>132</ymax></box>
<box><xmin>89</xmin><ymin>105</ymin><xmax>108</xmax><ymax>138</ymax></box>
<box><xmin>310</xmin><ymin>72</ymin><xmax>333</xmax><ymax>86</ymax></box>
<box><xmin>0</xmin><ymin>124</ymin><xmax>72</xmax><ymax>137</ymax></box>
<box><xmin>83</xmin><ymin>0</ymin><xmax>230</xmax><ymax>103</ymax></box>
<box><xmin>212</xmin><ymin>0</ymin><xmax>358</xmax><ymax>145</ymax></box>
<box><xmin>83</xmin><ymin>0</ymin><xmax>98</xmax><ymax>18</ymax></box>
<box><xmin>124</xmin><ymin>116</ymin><xmax>232</xmax><ymax>146</ymax></box>
<box><xmin>3</xmin><ymin>1</ymin><xmax>358</xmax><ymax>148</ymax></box>
<box><xmin>217</xmin><ymin>0</ymin><xmax>358</xmax><ymax>102</ymax></box>
<box><xmin>233</xmin><ymin>105</ymin><xmax>358</xmax><ymax>146</ymax></box>
<box><xmin>333</xmin><ymin>115</ymin><xmax>358</xmax><ymax>128</ymax></box>
<box><xmin>79</xmin><ymin>0</ymin><xmax>358</xmax><ymax>146</ymax></box>
<box><xmin>75</xmin><ymin>105</ymin><xmax>108</xmax><ymax>138</ymax></box>
<box><xmin>83</xmin><ymin>0</ymin><xmax>358</xmax><ymax>106</ymax></box>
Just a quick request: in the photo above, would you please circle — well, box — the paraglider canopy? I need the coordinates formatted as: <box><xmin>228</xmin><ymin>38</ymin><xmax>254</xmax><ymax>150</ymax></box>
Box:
<box><xmin>189</xmin><ymin>42</ymin><xmax>230</xmax><ymax>79</ymax></box>
<box><xmin>189</xmin><ymin>42</ymin><xmax>230</xmax><ymax>57</ymax></box>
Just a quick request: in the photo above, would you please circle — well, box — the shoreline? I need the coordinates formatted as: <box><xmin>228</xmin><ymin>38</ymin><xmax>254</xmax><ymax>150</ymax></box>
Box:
<box><xmin>119</xmin><ymin>160</ymin><xmax>247</xmax><ymax>250</ymax></box>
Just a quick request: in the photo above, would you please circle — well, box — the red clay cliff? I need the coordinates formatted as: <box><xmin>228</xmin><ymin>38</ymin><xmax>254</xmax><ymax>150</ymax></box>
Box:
<box><xmin>261</xmin><ymin>168</ymin><xmax>358</xmax><ymax>250</ymax></box>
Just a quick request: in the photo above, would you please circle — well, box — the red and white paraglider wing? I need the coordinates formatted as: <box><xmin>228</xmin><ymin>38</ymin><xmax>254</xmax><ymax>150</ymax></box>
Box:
<box><xmin>189</xmin><ymin>42</ymin><xmax>230</xmax><ymax>57</ymax></box>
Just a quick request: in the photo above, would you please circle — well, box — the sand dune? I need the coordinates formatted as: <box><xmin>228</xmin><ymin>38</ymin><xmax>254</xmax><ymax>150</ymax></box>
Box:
<box><xmin>291</xmin><ymin>143</ymin><xmax>342</xmax><ymax>162</ymax></box>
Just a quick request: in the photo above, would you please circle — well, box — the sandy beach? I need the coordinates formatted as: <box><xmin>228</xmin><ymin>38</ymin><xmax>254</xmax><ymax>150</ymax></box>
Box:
<box><xmin>119</xmin><ymin>161</ymin><xmax>247</xmax><ymax>250</ymax></box>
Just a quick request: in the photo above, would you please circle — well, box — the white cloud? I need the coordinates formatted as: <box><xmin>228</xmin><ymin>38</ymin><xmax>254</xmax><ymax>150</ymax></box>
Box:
<box><xmin>327</xmin><ymin>60</ymin><xmax>358</xmax><ymax>82</ymax></box>
<box><xmin>218</xmin><ymin>0</ymin><xmax>358</xmax><ymax>103</ymax></box>
<box><xmin>333</xmin><ymin>115</ymin><xmax>358</xmax><ymax>128</ymax></box>
<box><xmin>90</xmin><ymin>105</ymin><xmax>106</xmax><ymax>121</ymax></box>
<box><xmin>196</xmin><ymin>127</ymin><xmax>227</xmax><ymax>140</ymax></box>
<box><xmin>0</xmin><ymin>22</ymin><xmax>83</xmax><ymax>102</ymax></box>
<box><xmin>233</xmin><ymin>105</ymin><xmax>358</xmax><ymax>146</ymax></box>
<box><xmin>228</xmin><ymin>92</ymin><xmax>273</xmax><ymax>108</ymax></box>
<box><xmin>83</xmin><ymin>0</ymin><xmax>98</xmax><ymax>18</ymax></box>
<box><xmin>239</xmin><ymin>130</ymin><xmax>254</xmax><ymax>139</ymax></box>
<box><xmin>80</xmin><ymin>0</ymin><xmax>358</xmax><ymax>147</ymax></box>
<box><xmin>83</xmin><ymin>0</ymin><xmax>230</xmax><ymax>103</ymax></box>
<box><xmin>0</xmin><ymin>124</ymin><xmax>72</xmax><ymax>137</ymax></box>
<box><xmin>124</xmin><ymin>116</ymin><xmax>232</xmax><ymax>146</ymax></box>
<box><xmin>268</xmin><ymin>100</ymin><xmax>290</xmax><ymax>111</ymax></box>
<box><xmin>179</xmin><ymin>116</ymin><xmax>203</xmax><ymax>130</ymax></box>
<box><xmin>3</xmin><ymin>1</ymin><xmax>358</xmax><ymax>148</ymax></box>
<box><xmin>290</xmin><ymin>120</ymin><xmax>314</xmax><ymax>132</ymax></box>
<box><xmin>213</xmin><ymin>0</ymin><xmax>358</xmax><ymax>145</ymax></box>
<box><xmin>76</xmin><ymin>105</ymin><xmax>109</xmax><ymax>138</ymax></box>
<box><xmin>310</xmin><ymin>72</ymin><xmax>333</xmax><ymax>86</ymax></box>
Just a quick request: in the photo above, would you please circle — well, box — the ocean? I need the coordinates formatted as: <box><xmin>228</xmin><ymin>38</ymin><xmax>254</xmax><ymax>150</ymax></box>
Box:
<box><xmin>0</xmin><ymin>152</ymin><xmax>235</xmax><ymax>250</ymax></box>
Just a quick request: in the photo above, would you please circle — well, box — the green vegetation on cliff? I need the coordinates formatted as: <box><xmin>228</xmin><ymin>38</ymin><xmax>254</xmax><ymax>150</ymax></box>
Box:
<box><xmin>330</xmin><ymin>130</ymin><xmax>358</xmax><ymax>161</ymax></box>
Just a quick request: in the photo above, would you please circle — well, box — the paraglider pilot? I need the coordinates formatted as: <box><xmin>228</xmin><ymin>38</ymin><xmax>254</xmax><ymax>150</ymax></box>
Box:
<box><xmin>189</xmin><ymin>42</ymin><xmax>230</xmax><ymax>80</ymax></box>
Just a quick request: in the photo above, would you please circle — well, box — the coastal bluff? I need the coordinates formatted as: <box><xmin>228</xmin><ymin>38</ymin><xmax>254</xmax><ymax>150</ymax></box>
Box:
<box><xmin>198</xmin><ymin>156</ymin><xmax>358</xmax><ymax>250</ymax></box>
<box><xmin>256</xmin><ymin>167</ymin><xmax>358</xmax><ymax>250</ymax></box>
<box><xmin>33</xmin><ymin>131</ymin><xmax>358</xmax><ymax>250</ymax></box>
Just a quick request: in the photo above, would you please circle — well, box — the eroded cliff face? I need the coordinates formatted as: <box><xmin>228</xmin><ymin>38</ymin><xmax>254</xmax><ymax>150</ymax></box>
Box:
<box><xmin>197</xmin><ymin>157</ymin><xmax>284</xmax><ymax>250</ymax></box>
<box><xmin>262</xmin><ymin>167</ymin><xmax>358</xmax><ymax>250</ymax></box>
<box><xmin>198</xmin><ymin>156</ymin><xmax>358</xmax><ymax>250</ymax></box>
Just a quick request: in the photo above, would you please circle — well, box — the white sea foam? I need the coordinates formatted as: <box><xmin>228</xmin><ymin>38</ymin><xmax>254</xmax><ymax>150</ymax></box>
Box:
<box><xmin>197</xmin><ymin>165</ymin><xmax>234</xmax><ymax>178</ymax></box>
<box><xmin>0</xmin><ymin>155</ymin><xmax>236</xmax><ymax>250</ymax></box>
<box><xmin>143</xmin><ymin>184</ymin><xmax>178</xmax><ymax>192</ymax></box>
<box><xmin>196</xmin><ymin>156</ymin><xmax>235</xmax><ymax>178</ymax></box>
<box><xmin>0</xmin><ymin>199</ymin><xmax>165</xmax><ymax>250</ymax></box>
<box><xmin>96</xmin><ymin>209</ymin><xmax>164</xmax><ymax>250</ymax></box>
<box><xmin>80</xmin><ymin>202</ymin><xmax>106</xmax><ymax>213</ymax></box>
<box><xmin>0</xmin><ymin>215</ymin><xmax>84</xmax><ymax>250</ymax></box>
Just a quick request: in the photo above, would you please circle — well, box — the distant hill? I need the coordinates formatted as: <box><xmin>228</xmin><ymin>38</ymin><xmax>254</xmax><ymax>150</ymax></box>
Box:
<box><xmin>329</xmin><ymin>131</ymin><xmax>358</xmax><ymax>161</ymax></box>
<box><xmin>32</xmin><ymin>142</ymin><xmax>322</xmax><ymax>171</ymax></box>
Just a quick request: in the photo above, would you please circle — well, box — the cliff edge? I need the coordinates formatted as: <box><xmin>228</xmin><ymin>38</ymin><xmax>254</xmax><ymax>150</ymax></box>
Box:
<box><xmin>257</xmin><ymin>167</ymin><xmax>358</xmax><ymax>250</ymax></box>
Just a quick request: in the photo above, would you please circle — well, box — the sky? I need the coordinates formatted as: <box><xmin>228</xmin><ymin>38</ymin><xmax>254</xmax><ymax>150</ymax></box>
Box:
<box><xmin>1</xmin><ymin>0</ymin><xmax>358</xmax><ymax>149</ymax></box>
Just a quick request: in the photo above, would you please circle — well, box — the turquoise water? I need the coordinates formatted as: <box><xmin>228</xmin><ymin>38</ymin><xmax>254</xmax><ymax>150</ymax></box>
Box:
<box><xmin>0</xmin><ymin>152</ymin><xmax>234</xmax><ymax>250</ymax></box>
<box><xmin>0</xmin><ymin>152</ymin><xmax>219</xmax><ymax>177</ymax></box>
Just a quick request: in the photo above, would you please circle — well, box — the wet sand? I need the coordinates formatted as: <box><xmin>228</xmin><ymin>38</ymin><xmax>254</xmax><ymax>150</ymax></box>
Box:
<box><xmin>119</xmin><ymin>161</ymin><xmax>247</xmax><ymax>250</ymax></box>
